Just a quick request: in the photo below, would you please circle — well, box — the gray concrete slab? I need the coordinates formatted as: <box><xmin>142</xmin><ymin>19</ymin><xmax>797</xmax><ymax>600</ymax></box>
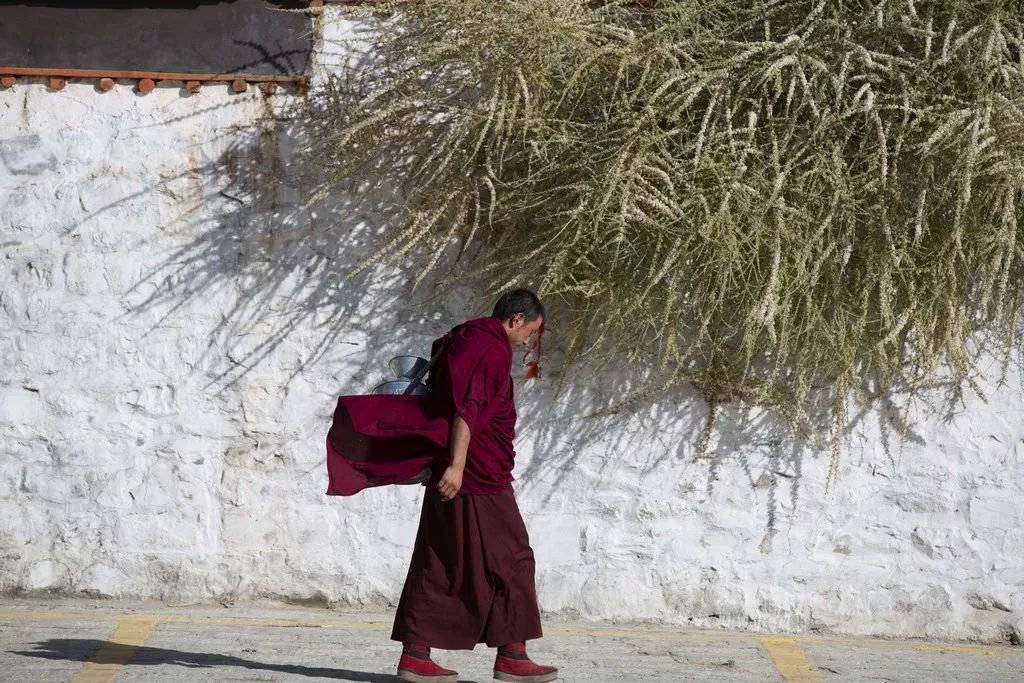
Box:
<box><xmin>0</xmin><ymin>600</ymin><xmax>1021</xmax><ymax>683</ymax></box>
<box><xmin>802</xmin><ymin>642</ymin><xmax>1024</xmax><ymax>683</ymax></box>
<box><xmin>103</xmin><ymin>622</ymin><xmax>781</xmax><ymax>682</ymax></box>
<box><xmin>128</xmin><ymin>623</ymin><xmax>403</xmax><ymax>683</ymax></box>
<box><xmin>1</xmin><ymin>617</ymin><xmax>116</xmax><ymax>682</ymax></box>
<box><xmin>535</xmin><ymin>632</ymin><xmax>780</xmax><ymax>682</ymax></box>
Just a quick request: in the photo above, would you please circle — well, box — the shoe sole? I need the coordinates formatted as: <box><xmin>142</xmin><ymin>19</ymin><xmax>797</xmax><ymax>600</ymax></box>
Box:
<box><xmin>397</xmin><ymin>669</ymin><xmax>457</xmax><ymax>683</ymax></box>
<box><xmin>493</xmin><ymin>671</ymin><xmax>559</xmax><ymax>683</ymax></box>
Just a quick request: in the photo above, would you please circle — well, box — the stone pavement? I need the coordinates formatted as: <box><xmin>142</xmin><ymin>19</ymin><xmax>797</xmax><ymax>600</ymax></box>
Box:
<box><xmin>0</xmin><ymin>599</ymin><xmax>1021</xmax><ymax>682</ymax></box>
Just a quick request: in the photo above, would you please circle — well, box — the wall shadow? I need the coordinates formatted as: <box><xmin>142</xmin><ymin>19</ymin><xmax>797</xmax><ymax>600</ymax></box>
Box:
<box><xmin>120</xmin><ymin>101</ymin><xmax>467</xmax><ymax>398</ymax></box>
<box><xmin>98</xmin><ymin>15</ymin><xmax>997</xmax><ymax>541</ymax></box>
<box><xmin>512</xmin><ymin>364</ymin><xmax>818</xmax><ymax>540</ymax></box>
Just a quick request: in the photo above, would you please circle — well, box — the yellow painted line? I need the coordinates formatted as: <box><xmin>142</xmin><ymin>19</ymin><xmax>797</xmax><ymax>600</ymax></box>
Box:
<box><xmin>791</xmin><ymin>636</ymin><xmax>1024</xmax><ymax>657</ymax></box>
<box><xmin>761</xmin><ymin>638</ymin><xmax>824</xmax><ymax>683</ymax></box>
<box><xmin>913</xmin><ymin>643</ymin><xmax>1003</xmax><ymax>656</ymax></box>
<box><xmin>71</xmin><ymin>617</ymin><xmax>157</xmax><ymax>683</ymax></box>
<box><xmin>1</xmin><ymin>610</ymin><xmax>1022</xmax><ymax>658</ymax></box>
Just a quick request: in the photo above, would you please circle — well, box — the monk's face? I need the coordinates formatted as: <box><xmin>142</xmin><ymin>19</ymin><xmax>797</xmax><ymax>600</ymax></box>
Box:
<box><xmin>505</xmin><ymin>313</ymin><xmax>544</xmax><ymax>349</ymax></box>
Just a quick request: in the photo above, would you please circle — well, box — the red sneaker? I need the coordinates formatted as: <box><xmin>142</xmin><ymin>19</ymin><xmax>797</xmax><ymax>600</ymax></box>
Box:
<box><xmin>397</xmin><ymin>644</ymin><xmax>458</xmax><ymax>683</ymax></box>
<box><xmin>494</xmin><ymin>643</ymin><xmax>558</xmax><ymax>683</ymax></box>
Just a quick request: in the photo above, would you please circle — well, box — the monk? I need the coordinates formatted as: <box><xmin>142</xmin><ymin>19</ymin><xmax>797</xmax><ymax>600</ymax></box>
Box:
<box><xmin>325</xmin><ymin>289</ymin><xmax>558</xmax><ymax>683</ymax></box>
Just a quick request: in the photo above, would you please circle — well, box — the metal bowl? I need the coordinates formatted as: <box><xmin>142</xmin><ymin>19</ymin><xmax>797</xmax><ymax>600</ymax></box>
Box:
<box><xmin>372</xmin><ymin>379</ymin><xmax>429</xmax><ymax>396</ymax></box>
<box><xmin>389</xmin><ymin>355</ymin><xmax>429</xmax><ymax>380</ymax></box>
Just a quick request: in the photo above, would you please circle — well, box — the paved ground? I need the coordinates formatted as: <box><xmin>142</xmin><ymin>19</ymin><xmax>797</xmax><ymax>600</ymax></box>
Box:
<box><xmin>0</xmin><ymin>599</ymin><xmax>1021</xmax><ymax>682</ymax></box>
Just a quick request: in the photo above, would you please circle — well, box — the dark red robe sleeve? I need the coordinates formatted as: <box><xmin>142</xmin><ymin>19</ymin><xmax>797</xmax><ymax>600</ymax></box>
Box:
<box><xmin>324</xmin><ymin>320</ymin><xmax>511</xmax><ymax>497</ymax></box>
<box><xmin>325</xmin><ymin>395</ymin><xmax>449</xmax><ymax>496</ymax></box>
<box><xmin>444</xmin><ymin>330</ymin><xmax>505</xmax><ymax>437</ymax></box>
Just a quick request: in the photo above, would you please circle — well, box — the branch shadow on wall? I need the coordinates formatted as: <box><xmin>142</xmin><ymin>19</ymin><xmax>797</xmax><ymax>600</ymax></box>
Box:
<box><xmin>109</xmin><ymin>108</ymin><xmax>820</xmax><ymax>540</ymax></box>
<box><xmin>100</xmin><ymin>23</ymin><xmax>998</xmax><ymax>547</ymax></box>
<box><xmin>89</xmin><ymin>58</ymin><xmax>822</xmax><ymax>542</ymax></box>
<box><xmin>10</xmin><ymin>638</ymin><xmax>446</xmax><ymax>683</ymax></box>
<box><xmin>512</xmin><ymin>367</ymin><xmax>817</xmax><ymax>548</ymax></box>
<box><xmin>119</xmin><ymin>102</ymin><xmax>473</xmax><ymax>400</ymax></box>
<box><xmin>511</xmin><ymin>352</ymin><xmax>985</xmax><ymax>549</ymax></box>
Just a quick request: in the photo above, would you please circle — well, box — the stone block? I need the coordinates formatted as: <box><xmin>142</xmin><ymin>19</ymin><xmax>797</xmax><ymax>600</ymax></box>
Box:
<box><xmin>94</xmin><ymin>469</ymin><xmax>136</xmax><ymax>509</ymax></box>
<box><xmin>113</xmin><ymin>510</ymin><xmax>213</xmax><ymax>552</ymax></box>
<box><xmin>915</xmin><ymin>584</ymin><xmax>954</xmax><ymax>612</ymax></box>
<box><xmin>76</xmin><ymin>563</ymin><xmax>133</xmax><ymax>597</ymax></box>
<box><xmin>98</xmin><ymin>253</ymin><xmax>143</xmax><ymax>295</ymax></box>
<box><xmin>20</xmin><ymin>465</ymin><xmax>83</xmax><ymax>501</ymax></box>
<box><xmin>62</xmin><ymin>252</ymin><xmax>115</xmax><ymax>296</ymax></box>
<box><xmin>133</xmin><ymin>462</ymin><xmax>188</xmax><ymax>508</ymax></box>
<box><xmin>885</xmin><ymin>488</ymin><xmax>956</xmax><ymax>513</ymax></box>
<box><xmin>340</xmin><ymin>514</ymin><xmax>416</xmax><ymax>555</ymax></box>
<box><xmin>0</xmin><ymin>289</ymin><xmax>28</xmax><ymax>324</ymax></box>
<box><xmin>223</xmin><ymin>504</ymin><xmax>282</xmax><ymax>552</ymax></box>
<box><xmin>52</xmin><ymin>439</ymin><xmax>125</xmax><ymax>470</ymax></box>
<box><xmin>0</xmin><ymin>134</ymin><xmax>57</xmax><ymax>175</ymax></box>
<box><xmin>910</xmin><ymin>527</ymin><xmax>983</xmax><ymax>560</ymax></box>
<box><xmin>0</xmin><ymin>387</ymin><xmax>46</xmax><ymax>424</ymax></box>
<box><xmin>6</xmin><ymin>253</ymin><xmax>57</xmax><ymax>290</ymax></box>
<box><xmin>676</xmin><ymin>583</ymin><xmax>747</xmax><ymax>626</ymax></box>
<box><xmin>1</xmin><ymin>187</ymin><xmax>46</xmax><ymax>235</ymax></box>
<box><xmin>536</xmin><ymin>567</ymin><xmax>585</xmax><ymax>612</ymax></box>
<box><xmin>9</xmin><ymin>334</ymin><xmax>68</xmax><ymax>376</ymax></box>
<box><xmin>76</xmin><ymin>172</ymin><xmax>133</xmax><ymax>214</ymax></box>
<box><xmin>969</xmin><ymin>497</ymin><xmax>1020</xmax><ymax>528</ymax></box>
<box><xmin>117</xmin><ymin>384</ymin><xmax>179</xmax><ymax>418</ymax></box>
<box><xmin>45</xmin><ymin>392</ymin><xmax>102</xmax><ymax>418</ymax></box>
<box><xmin>578</xmin><ymin>567</ymin><xmax>663</xmax><ymax>619</ymax></box>
<box><xmin>531</xmin><ymin>515</ymin><xmax>583</xmax><ymax>566</ymax></box>
<box><xmin>58</xmin><ymin>127</ymin><xmax>108</xmax><ymax>168</ymax></box>
<box><xmin>1010</xmin><ymin>616</ymin><xmax>1024</xmax><ymax>646</ymax></box>
<box><xmin>1004</xmin><ymin>528</ymin><xmax>1024</xmax><ymax>555</ymax></box>
<box><xmin>965</xmin><ymin>590</ymin><xmax>1012</xmax><ymax>612</ymax></box>
<box><xmin>0</xmin><ymin>458</ymin><xmax>22</xmax><ymax>495</ymax></box>
<box><xmin>26</xmin><ymin>559</ymin><xmax>64</xmax><ymax>590</ymax></box>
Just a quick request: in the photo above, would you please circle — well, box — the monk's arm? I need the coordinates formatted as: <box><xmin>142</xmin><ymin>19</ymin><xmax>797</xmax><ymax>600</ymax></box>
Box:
<box><xmin>449</xmin><ymin>414</ymin><xmax>471</xmax><ymax>470</ymax></box>
<box><xmin>438</xmin><ymin>415</ymin><xmax>470</xmax><ymax>500</ymax></box>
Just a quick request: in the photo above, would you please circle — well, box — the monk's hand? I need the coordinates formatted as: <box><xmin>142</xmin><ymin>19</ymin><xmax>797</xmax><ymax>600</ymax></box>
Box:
<box><xmin>438</xmin><ymin>464</ymin><xmax>463</xmax><ymax>502</ymax></box>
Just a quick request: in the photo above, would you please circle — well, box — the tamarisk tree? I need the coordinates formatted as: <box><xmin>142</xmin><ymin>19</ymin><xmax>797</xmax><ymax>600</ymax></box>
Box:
<box><xmin>307</xmin><ymin>0</ymin><xmax>1024</xmax><ymax>478</ymax></box>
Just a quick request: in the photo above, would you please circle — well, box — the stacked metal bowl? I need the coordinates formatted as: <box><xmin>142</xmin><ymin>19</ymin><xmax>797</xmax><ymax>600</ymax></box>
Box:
<box><xmin>372</xmin><ymin>355</ymin><xmax>430</xmax><ymax>395</ymax></box>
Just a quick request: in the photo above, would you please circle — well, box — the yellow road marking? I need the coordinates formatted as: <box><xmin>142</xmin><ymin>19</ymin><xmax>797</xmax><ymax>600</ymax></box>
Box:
<box><xmin>796</xmin><ymin>636</ymin><xmax>1021</xmax><ymax>657</ymax></box>
<box><xmin>71</xmin><ymin>617</ymin><xmax>157</xmax><ymax>683</ymax></box>
<box><xmin>913</xmin><ymin>643</ymin><xmax>1000</xmax><ymax>655</ymax></box>
<box><xmin>1</xmin><ymin>610</ymin><xmax>1021</xmax><ymax>659</ymax></box>
<box><xmin>761</xmin><ymin>638</ymin><xmax>824</xmax><ymax>683</ymax></box>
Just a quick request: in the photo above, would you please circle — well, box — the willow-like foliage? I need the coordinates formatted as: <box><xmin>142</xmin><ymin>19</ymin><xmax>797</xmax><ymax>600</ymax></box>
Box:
<box><xmin>307</xmin><ymin>0</ymin><xmax>1024</xmax><ymax>475</ymax></box>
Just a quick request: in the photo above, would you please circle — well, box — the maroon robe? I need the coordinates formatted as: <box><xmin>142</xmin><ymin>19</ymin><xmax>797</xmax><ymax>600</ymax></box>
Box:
<box><xmin>325</xmin><ymin>316</ymin><xmax>542</xmax><ymax>648</ymax></box>
<box><xmin>391</xmin><ymin>485</ymin><xmax>542</xmax><ymax>649</ymax></box>
<box><xmin>325</xmin><ymin>394</ymin><xmax>448</xmax><ymax>495</ymax></box>
<box><xmin>325</xmin><ymin>317</ymin><xmax>518</xmax><ymax>495</ymax></box>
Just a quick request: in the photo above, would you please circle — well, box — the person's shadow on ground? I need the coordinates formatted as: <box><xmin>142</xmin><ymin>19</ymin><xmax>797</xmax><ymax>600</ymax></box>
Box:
<box><xmin>10</xmin><ymin>638</ymin><xmax>483</xmax><ymax>683</ymax></box>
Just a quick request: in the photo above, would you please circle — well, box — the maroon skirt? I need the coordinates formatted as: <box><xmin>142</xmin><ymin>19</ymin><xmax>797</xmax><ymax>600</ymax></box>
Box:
<box><xmin>391</xmin><ymin>486</ymin><xmax>543</xmax><ymax>649</ymax></box>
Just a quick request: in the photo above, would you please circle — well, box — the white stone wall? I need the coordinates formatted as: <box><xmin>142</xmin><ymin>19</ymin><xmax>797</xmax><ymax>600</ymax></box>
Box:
<box><xmin>1</xmin><ymin>10</ymin><xmax>1022</xmax><ymax>643</ymax></box>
